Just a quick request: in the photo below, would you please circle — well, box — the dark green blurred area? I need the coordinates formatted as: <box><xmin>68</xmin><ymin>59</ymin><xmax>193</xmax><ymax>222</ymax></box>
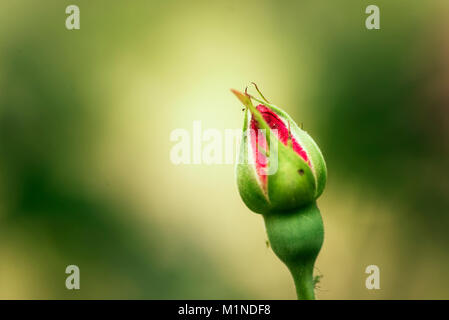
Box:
<box><xmin>0</xmin><ymin>0</ymin><xmax>448</xmax><ymax>299</ymax></box>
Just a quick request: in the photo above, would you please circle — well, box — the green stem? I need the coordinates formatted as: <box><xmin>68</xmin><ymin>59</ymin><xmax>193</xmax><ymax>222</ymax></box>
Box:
<box><xmin>263</xmin><ymin>202</ymin><xmax>324</xmax><ymax>300</ymax></box>
<box><xmin>288</xmin><ymin>259</ymin><xmax>316</xmax><ymax>300</ymax></box>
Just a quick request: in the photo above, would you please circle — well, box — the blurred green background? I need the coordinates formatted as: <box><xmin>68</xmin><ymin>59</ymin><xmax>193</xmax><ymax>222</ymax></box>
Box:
<box><xmin>0</xmin><ymin>0</ymin><xmax>448</xmax><ymax>299</ymax></box>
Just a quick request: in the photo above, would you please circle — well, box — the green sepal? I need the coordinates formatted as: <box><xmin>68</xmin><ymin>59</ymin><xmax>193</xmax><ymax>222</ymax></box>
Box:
<box><xmin>266</xmin><ymin>140</ymin><xmax>316</xmax><ymax>212</ymax></box>
<box><xmin>236</xmin><ymin>108</ymin><xmax>270</xmax><ymax>214</ymax></box>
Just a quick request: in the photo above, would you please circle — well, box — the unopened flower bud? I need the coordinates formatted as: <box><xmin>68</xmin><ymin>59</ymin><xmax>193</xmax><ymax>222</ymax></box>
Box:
<box><xmin>231</xmin><ymin>86</ymin><xmax>328</xmax><ymax>300</ymax></box>
<box><xmin>232</xmin><ymin>89</ymin><xmax>327</xmax><ymax>214</ymax></box>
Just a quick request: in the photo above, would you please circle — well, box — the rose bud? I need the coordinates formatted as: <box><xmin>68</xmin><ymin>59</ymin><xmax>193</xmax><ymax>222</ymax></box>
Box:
<box><xmin>231</xmin><ymin>86</ymin><xmax>327</xmax><ymax>300</ymax></box>
<box><xmin>231</xmin><ymin>88</ymin><xmax>326</xmax><ymax>213</ymax></box>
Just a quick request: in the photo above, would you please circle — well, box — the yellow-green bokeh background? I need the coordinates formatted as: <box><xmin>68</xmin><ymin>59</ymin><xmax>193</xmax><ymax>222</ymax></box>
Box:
<box><xmin>1</xmin><ymin>0</ymin><xmax>448</xmax><ymax>299</ymax></box>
